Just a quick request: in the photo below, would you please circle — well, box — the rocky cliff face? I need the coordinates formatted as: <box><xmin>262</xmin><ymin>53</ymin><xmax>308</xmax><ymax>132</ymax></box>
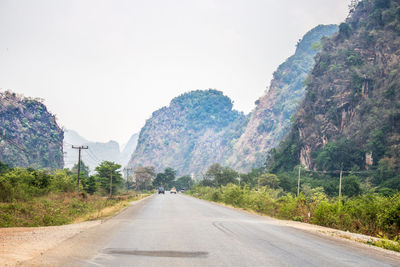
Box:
<box><xmin>270</xmin><ymin>0</ymin><xmax>400</xmax><ymax>174</ymax></box>
<box><xmin>227</xmin><ymin>25</ymin><xmax>338</xmax><ymax>172</ymax></box>
<box><xmin>0</xmin><ymin>91</ymin><xmax>64</xmax><ymax>169</ymax></box>
<box><xmin>128</xmin><ymin>90</ymin><xmax>247</xmax><ymax>175</ymax></box>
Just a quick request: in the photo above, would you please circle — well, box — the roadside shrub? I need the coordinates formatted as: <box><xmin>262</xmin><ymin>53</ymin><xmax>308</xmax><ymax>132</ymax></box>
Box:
<box><xmin>189</xmin><ymin>186</ymin><xmax>400</xmax><ymax>239</ymax></box>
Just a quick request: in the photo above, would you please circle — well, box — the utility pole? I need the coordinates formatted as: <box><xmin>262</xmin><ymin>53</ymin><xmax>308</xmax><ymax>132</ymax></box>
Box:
<box><xmin>72</xmin><ymin>145</ymin><xmax>88</xmax><ymax>193</ymax></box>
<box><xmin>339</xmin><ymin>168</ymin><xmax>343</xmax><ymax>199</ymax></box>
<box><xmin>124</xmin><ymin>168</ymin><xmax>133</xmax><ymax>191</ymax></box>
<box><xmin>297</xmin><ymin>166</ymin><xmax>301</xmax><ymax>197</ymax></box>
<box><xmin>110</xmin><ymin>169</ymin><xmax>113</xmax><ymax>197</ymax></box>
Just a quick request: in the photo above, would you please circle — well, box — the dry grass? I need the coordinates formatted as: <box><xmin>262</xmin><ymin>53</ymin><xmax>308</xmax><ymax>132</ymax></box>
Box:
<box><xmin>0</xmin><ymin>192</ymin><xmax>150</xmax><ymax>227</ymax></box>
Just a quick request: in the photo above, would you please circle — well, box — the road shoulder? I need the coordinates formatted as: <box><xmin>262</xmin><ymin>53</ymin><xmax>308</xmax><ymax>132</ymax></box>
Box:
<box><xmin>187</xmin><ymin>194</ymin><xmax>400</xmax><ymax>261</ymax></box>
<box><xmin>0</xmin><ymin>195</ymin><xmax>153</xmax><ymax>267</ymax></box>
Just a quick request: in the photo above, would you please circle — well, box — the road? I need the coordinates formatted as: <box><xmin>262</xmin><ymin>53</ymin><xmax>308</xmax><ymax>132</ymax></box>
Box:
<box><xmin>30</xmin><ymin>193</ymin><xmax>400</xmax><ymax>266</ymax></box>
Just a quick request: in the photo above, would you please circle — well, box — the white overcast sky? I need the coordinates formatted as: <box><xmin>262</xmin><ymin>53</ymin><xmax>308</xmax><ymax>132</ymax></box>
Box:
<box><xmin>0</xmin><ymin>0</ymin><xmax>349</xmax><ymax>145</ymax></box>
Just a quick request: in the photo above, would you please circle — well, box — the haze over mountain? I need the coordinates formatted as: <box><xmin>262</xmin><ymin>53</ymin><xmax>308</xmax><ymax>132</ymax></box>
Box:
<box><xmin>0</xmin><ymin>1</ymin><xmax>349</xmax><ymax>144</ymax></box>
<box><xmin>128</xmin><ymin>25</ymin><xmax>338</xmax><ymax>175</ymax></box>
<box><xmin>64</xmin><ymin>130</ymin><xmax>138</xmax><ymax>172</ymax></box>
<box><xmin>227</xmin><ymin>24</ymin><xmax>339</xmax><ymax>172</ymax></box>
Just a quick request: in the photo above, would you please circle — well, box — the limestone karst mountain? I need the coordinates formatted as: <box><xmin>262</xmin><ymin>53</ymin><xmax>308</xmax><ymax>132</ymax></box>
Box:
<box><xmin>269</xmin><ymin>0</ymin><xmax>400</xmax><ymax>182</ymax></box>
<box><xmin>127</xmin><ymin>90</ymin><xmax>247</xmax><ymax>175</ymax></box>
<box><xmin>227</xmin><ymin>24</ymin><xmax>338</xmax><ymax>172</ymax></box>
<box><xmin>0</xmin><ymin>91</ymin><xmax>64</xmax><ymax>169</ymax></box>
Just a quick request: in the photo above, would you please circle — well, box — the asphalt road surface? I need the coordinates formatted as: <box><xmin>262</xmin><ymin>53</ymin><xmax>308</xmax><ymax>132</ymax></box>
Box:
<box><xmin>32</xmin><ymin>193</ymin><xmax>400</xmax><ymax>266</ymax></box>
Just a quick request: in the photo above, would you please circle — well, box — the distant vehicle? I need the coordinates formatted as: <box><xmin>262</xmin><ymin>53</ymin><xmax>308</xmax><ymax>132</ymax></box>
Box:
<box><xmin>180</xmin><ymin>189</ymin><xmax>185</xmax><ymax>193</ymax></box>
<box><xmin>170</xmin><ymin>187</ymin><xmax>177</xmax><ymax>194</ymax></box>
<box><xmin>158</xmin><ymin>187</ymin><xmax>165</xmax><ymax>194</ymax></box>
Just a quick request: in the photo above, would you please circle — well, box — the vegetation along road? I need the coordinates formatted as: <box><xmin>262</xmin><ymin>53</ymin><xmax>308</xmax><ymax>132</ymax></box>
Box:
<box><xmin>25</xmin><ymin>193</ymin><xmax>400</xmax><ymax>266</ymax></box>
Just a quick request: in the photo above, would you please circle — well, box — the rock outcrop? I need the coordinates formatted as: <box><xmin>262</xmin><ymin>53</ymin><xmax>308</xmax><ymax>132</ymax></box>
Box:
<box><xmin>0</xmin><ymin>91</ymin><xmax>64</xmax><ymax>169</ymax></box>
<box><xmin>128</xmin><ymin>90</ymin><xmax>247</xmax><ymax>175</ymax></box>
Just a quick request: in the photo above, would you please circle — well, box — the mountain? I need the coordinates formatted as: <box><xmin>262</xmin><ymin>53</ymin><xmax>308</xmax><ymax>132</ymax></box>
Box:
<box><xmin>64</xmin><ymin>130</ymin><xmax>138</xmax><ymax>171</ymax></box>
<box><xmin>269</xmin><ymin>0</ymin><xmax>400</xmax><ymax>185</ymax></box>
<box><xmin>0</xmin><ymin>91</ymin><xmax>64</xmax><ymax>169</ymax></box>
<box><xmin>119</xmin><ymin>133</ymin><xmax>139</xmax><ymax>167</ymax></box>
<box><xmin>127</xmin><ymin>89</ymin><xmax>247</xmax><ymax>176</ymax></box>
<box><xmin>227</xmin><ymin>24</ymin><xmax>338</xmax><ymax>172</ymax></box>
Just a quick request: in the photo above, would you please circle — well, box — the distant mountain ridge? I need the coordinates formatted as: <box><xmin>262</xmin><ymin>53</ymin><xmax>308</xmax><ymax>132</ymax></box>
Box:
<box><xmin>64</xmin><ymin>130</ymin><xmax>138</xmax><ymax>171</ymax></box>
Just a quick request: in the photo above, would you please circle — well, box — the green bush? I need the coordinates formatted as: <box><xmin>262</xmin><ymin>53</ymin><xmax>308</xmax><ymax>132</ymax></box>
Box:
<box><xmin>189</xmin><ymin>186</ymin><xmax>400</xmax><ymax>239</ymax></box>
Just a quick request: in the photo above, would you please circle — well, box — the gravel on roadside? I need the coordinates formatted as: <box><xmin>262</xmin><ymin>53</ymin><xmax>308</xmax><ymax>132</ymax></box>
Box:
<box><xmin>0</xmin><ymin>221</ymin><xmax>100</xmax><ymax>266</ymax></box>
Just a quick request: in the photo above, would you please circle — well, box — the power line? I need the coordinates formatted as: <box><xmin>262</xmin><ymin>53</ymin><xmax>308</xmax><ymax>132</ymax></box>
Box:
<box><xmin>83</xmin><ymin>150</ymin><xmax>102</xmax><ymax>164</ymax></box>
<box><xmin>85</xmin><ymin>149</ymin><xmax>102</xmax><ymax>163</ymax></box>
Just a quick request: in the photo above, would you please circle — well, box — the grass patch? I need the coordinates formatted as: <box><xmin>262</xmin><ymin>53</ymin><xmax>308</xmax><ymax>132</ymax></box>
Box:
<box><xmin>0</xmin><ymin>192</ymin><xmax>149</xmax><ymax>227</ymax></box>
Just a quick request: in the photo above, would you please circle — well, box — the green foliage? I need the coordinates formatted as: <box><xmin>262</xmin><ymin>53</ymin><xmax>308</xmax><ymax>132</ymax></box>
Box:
<box><xmin>85</xmin><ymin>175</ymin><xmax>98</xmax><ymax>195</ymax></box>
<box><xmin>0</xmin><ymin>161</ymin><xmax>10</xmax><ymax>174</ymax></box>
<box><xmin>314</xmin><ymin>138</ymin><xmax>364</xmax><ymax>171</ymax></box>
<box><xmin>204</xmin><ymin>163</ymin><xmax>238</xmax><ymax>187</ymax></box>
<box><xmin>339</xmin><ymin>23</ymin><xmax>352</xmax><ymax>38</ymax></box>
<box><xmin>267</xmin><ymin>128</ymin><xmax>301</xmax><ymax>173</ymax></box>
<box><xmin>94</xmin><ymin>161</ymin><xmax>123</xmax><ymax>196</ymax></box>
<box><xmin>134</xmin><ymin>166</ymin><xmax>156</xmax><ymax>190</ymax></box>
<box><xmin>190</xmin><ymin>185</ymin><xmax>400</xmax><ymax>239</ymax></box>
<box><xmin>311</xmin><ymin>42</ymin><xmax>322</xmax><ymax>51</ymax></box>
<box><xmin>367</xmin><ymin>129</ymin><xmax>387</xmax><ymax>165</ymax></box>
<box><xmin>258</xmin><ymin>173</ymin><xmax>280</xmax><ymax>189</ymax></box>
<box><xmin>342</xmin><ymin>175</ymin><xmax>362</xmax><ymax>197</ymax></box>
<box><xmin>0</xmin><ymin>168</ymin><xmax>75</xmax><ymax>202</ymax></box>
<box><xmin>174</xmin><ymin>175</ymin><xmax>193</xmax><ymax>190</ymax></box>
<box><xmin>240</xmin><ymin>167</ymin><xmax>264</xmax><ymax>188</ymax></box>
<box><xmin>153</xmin><ymin>167</ymin><xmax>176</xmax><ymax>189</ymax></box>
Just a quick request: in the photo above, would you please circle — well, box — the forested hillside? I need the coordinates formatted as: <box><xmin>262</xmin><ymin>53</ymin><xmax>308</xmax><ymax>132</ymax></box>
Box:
<box><xmin>0</xmin><ymin>91</ymin><xmax>64</xmax><ymax>169</ymax></box>
<box><xmin>269</xmin><ymin>0</ymin><xmax>400</xmax><ymax>190</ymax></box>
<box><xmin>228</xmin><ymin>25</ymin><xmax>338</xmax><ymax>172</ymax></box>
<box><xmin>128</xmin><ymin>90</ymin><xmax>247</xmax><ymax>175</ymax></box>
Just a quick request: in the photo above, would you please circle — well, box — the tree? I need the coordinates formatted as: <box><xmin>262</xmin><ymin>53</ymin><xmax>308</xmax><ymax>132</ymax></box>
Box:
<box><xmin>85</xmin><ymin>175</ymin><xmax>97</xmax><ymax>195</ymax></box>
<box><xmin>94</xmin><ymin>161</ymin><xmax>122</xmax><ymax>196</ymax></box>
<box><xmin>72</xmin><ymin>160</ymin><xmax>90</xmax><ymax>190</ymax></box>
<box><xmin>0</xmin><ymin>161</ymin><xmax>10</xmax><ymax>174</ymax></box>
<box><xmin>342</xmin><ymin>175</ymin><xmax>361</xmax><ymax>197</ymax></box>
<box><xmin>258</xmin><ymin>173</ymin><xmax>280</xmax><ymax>189</ymax></box>
<box><xmin>163</xmin><ymin>167</ymin><xmax>176</xmax><ymax>189</ymax></box>
<box><xmin>240</xmin><ymin>167</ymin><xmax>264</xmax><ymax>188</ymax></box>
<box><xmin>314</xmin><ymin>138</ymin><xmax>364</xmax><ymax>171</ymax></box>
<box><xmin>153</xmin><ymin>167</ymin><xmax>177</xmax><ymax>189</ymax></box>
<box><xmin>71</xmin><ymin>160</ymin><xmax>89</xmax><ymax>179</ymax></box>
<box><xmin>175</xmin><ymin>175</ymin><xmax>193</xmax><ymax>190</ymax></box>
<box><xmin>153</xmin><ymin>172</ymin><xmax>166</xmax><ymax>188</ymax></box>
<box><xmin>205</xmin><ymin>163</ymin><xmax>238</xmax><ymax>187</ymax></box>
<box><xmin>134</xmin><ymin>166</ymin><xmax>156</xmax><ymax>190</ymax></box>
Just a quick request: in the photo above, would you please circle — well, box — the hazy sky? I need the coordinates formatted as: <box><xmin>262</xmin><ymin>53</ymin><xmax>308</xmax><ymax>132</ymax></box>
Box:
<box><xmin>0</xmin><ymin>0</ymin><xmax>349</xmax><ymax>145</ymax></box>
